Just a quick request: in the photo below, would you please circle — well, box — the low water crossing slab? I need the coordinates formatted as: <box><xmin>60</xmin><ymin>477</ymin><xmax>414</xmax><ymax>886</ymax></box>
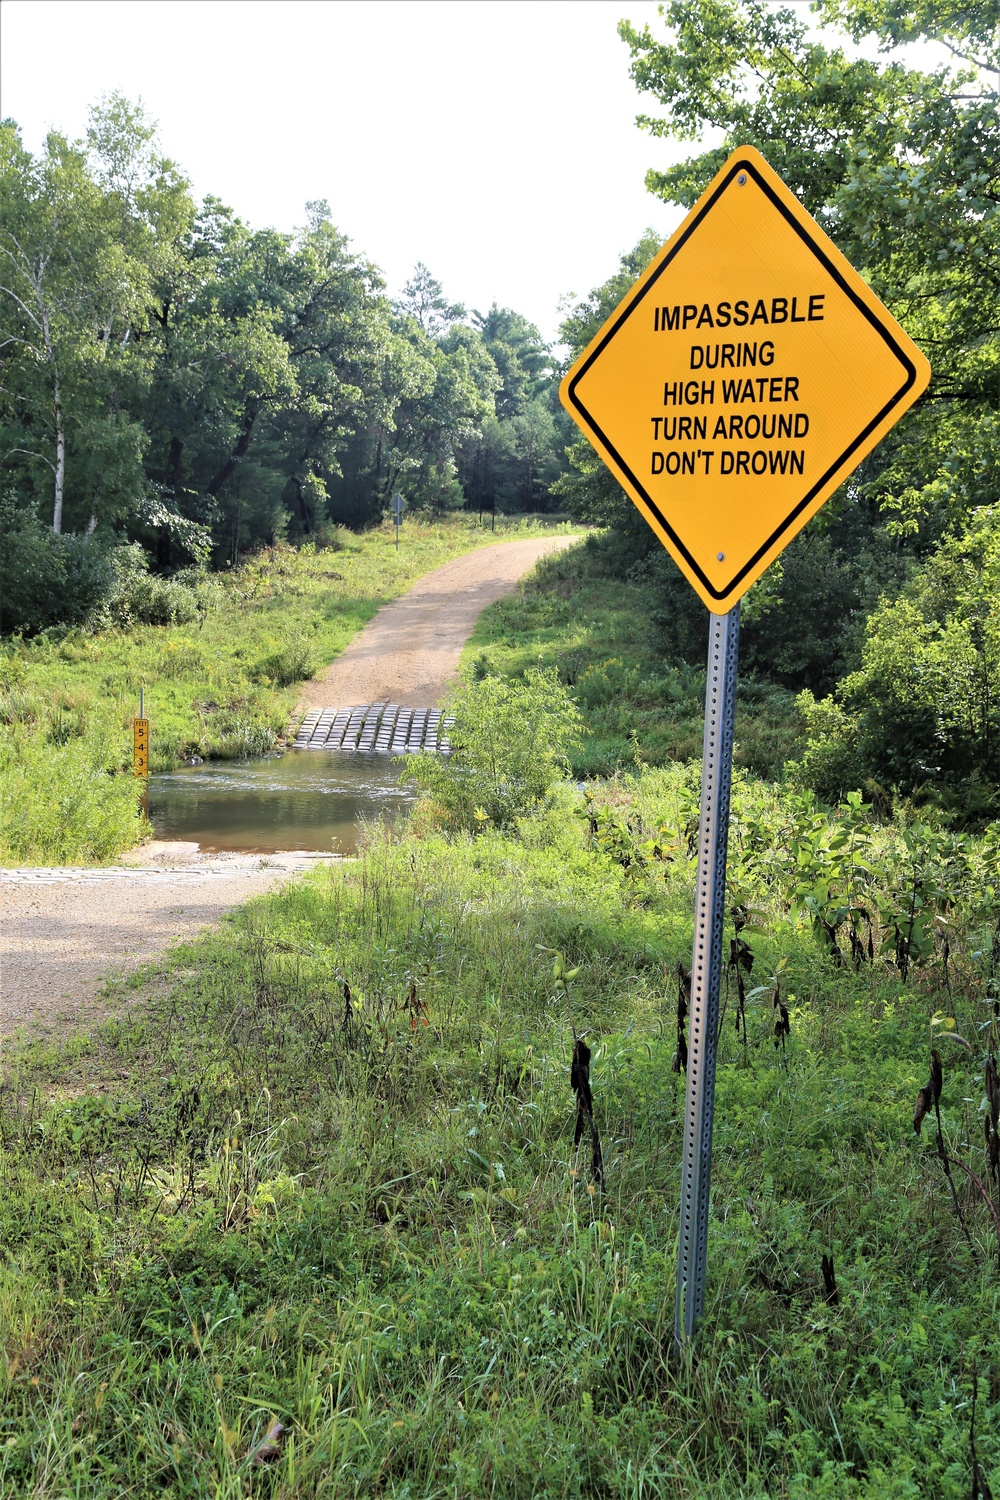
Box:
<box><xmin>294</xmin><ymin>704</ymin><xmax>453</xmax><ymax>754</ymax></box>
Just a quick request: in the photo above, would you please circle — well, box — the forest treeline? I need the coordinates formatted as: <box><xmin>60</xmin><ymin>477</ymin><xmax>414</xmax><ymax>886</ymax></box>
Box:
<box><xmin>0</xmin><ymin>94</ymin><xmax>568</xmax><ymax>623</ymax></box>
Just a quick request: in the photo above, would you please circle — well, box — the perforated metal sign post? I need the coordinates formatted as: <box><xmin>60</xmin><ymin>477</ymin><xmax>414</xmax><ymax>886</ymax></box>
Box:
<box><xmin>392</xmin><ymin>492</ymin><xmax>404</xmax><ymax>550</ymax></box>
<box><xmin>558</xmin><ymin>144</ymin><xmax>931</xmax><ymax>1351</ymax></box>
<box><xmin>674</xmin><ymin>606</ymin><xmax>739</xmax><ymax>1346</ymax></box>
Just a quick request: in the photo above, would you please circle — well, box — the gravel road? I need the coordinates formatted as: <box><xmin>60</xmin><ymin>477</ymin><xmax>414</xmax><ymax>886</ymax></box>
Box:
<box><xmin>0</xmin><ymin>535</ymin><xmax>578</xmax><ymax>1041</ymax></box>
<box><xmin>0</xmin><ymin>848</ymin><xmax>339</xmax><ymax>1042</ymax></box>
<box><xmin>295</xmin><ymin>534</ymin><xmax>577</xmax><ymax>710</ymax></box>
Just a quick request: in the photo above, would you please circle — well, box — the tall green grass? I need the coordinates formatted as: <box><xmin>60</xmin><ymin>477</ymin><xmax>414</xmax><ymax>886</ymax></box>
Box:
<box><xmin>1</xmin><ymin>770</ymin><xmax>997</xmax><ymax>1494</ymax></box>
<box><xmin>0</xmin><ymin>691</ymin><xmax>148</xmax><ymax>863</ymax></box>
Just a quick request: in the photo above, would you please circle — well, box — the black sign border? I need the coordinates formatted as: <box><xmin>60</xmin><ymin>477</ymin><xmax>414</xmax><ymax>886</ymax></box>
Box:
<box><xmin>565</xmin><ymin>156</ymin><xmax>920</xmax><ymax>604</ymax></box>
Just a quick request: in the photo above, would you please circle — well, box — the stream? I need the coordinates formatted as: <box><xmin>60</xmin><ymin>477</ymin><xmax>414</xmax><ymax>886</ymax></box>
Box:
<box><xmin>147</xmin><ymin>750</ymin><xmax>417</xmax><ymax>855</ymax></box>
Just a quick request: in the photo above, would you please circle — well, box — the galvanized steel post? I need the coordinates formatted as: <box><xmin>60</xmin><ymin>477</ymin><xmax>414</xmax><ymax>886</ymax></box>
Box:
<box><xmin>674</xmin><ymin>603</ymin><xmax>740</xmax><ymax>1350</ymax></box>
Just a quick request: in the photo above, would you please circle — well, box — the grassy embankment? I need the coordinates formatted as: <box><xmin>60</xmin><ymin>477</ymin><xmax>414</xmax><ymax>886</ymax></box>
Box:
<box><xmin>2</xmin><ymin>535</ymin><xmax>999</xmax><ymax>1495</ymax></box>
<box><xmin>0</xmin><ymin>516</ymin><xmax>572</xmax><ymax>865</ymax></box>
<box><xmin>464</xmin><ymin>535</ymin><xmax>805</xmax><ymax>780</ymax></box>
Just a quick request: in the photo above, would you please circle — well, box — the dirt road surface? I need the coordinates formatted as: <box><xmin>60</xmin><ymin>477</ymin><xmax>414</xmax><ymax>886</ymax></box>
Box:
<box><xmin>1</xmin><ymin>535</ymin><xmax>578</xmax><ymax>1041</ymax></box>
<box><xmin>295</xmin><ymin>534</ymin><xmax>577</xmax><ymax>711</ymax></box>
<box><xmin>0</xmin><ymin>849</ymin><xmax>339</xmax><ymax>1043</ymax></box>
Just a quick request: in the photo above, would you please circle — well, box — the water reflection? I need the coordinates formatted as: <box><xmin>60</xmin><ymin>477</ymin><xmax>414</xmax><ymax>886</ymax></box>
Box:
<box><xmin>148</xmin><ymin>749</ymin><xmax>417</xmax><ymax>854</ymax></box>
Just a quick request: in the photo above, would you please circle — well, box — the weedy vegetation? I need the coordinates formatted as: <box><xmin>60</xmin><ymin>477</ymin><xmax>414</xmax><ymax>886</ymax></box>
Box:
<box><xmin>2</xmin><ymin>755</ymin><xmax>999</xmax><ymax>1495</ymax></box>
<box><xmin>464</xmin><ymin>535</ymin><xmax>806</xmax><ymax>781</ymax></box>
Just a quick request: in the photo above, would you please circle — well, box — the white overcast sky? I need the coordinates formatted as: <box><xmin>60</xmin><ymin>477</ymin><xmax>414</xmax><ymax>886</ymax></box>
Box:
<box><xmin>2</xmin><ymin>0</ymin><xmax>695</xmax><ymax>344</ymax></box>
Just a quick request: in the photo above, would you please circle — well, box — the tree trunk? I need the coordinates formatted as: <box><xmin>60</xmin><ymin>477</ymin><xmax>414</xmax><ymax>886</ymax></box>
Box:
<box><xmin>207</xmin><ymin>405</ymin><xmax>257</xmax><ymax>498</ymax></box>
<box><xmin>52</xmin><ymin>368</ymin><xmax>65</xmax><ymax>534</ymax></box>
<box><xmin>168</xmin><ymin>434</ymin><xmax>184</xmax><ymax>502</ymax></box>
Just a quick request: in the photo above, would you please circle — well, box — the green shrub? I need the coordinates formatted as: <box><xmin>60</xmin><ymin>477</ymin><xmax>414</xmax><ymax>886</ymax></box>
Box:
<box><xmin>739</xmin><ymin>530</ymin><xmax>863</xmax><ymax>695</ymax></box>
<box><xmin>794</xmin><ymin>508</ymin><xmax>1000</xmax><ymax>816</ymax></box>
<box><xmin>574</xmin><ymin>656</ymin><xmax>641</xmax><ymax>710</ymax></box>
<box><xmin>0</xmin><ymin>708</ymin><xmax>145</xmax><ymax>863</ymax></box>
<box><xmin>406</xmin><ymin>666</ymin><xmax>581</xmax><ymax>830</ymax></box>
<box><xmin>0</xmin><ymin>493</ymin><xmax>114</xmax><ymax>636</ymax></box>
<box><xmin>89</xmin><ymin>542</ymin><xmax>199</xmax><ymax>629</ymax></box>
<box><xmin>205</xmin><ymin>720</ymin><xmax>278</xmax><ymax>760</ymax></box>
<box><xmin>249</xmin><ymin>630</ymin><xmax>318</xmax><ymax>687</ymax></box>
<box><xmin>311</xmin><ymin>520</ymin><xmax>352</xmax><ymax>551</ymax></box>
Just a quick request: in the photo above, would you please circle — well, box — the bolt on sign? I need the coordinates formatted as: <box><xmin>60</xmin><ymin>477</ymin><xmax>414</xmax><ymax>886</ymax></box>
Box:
<box><xmin>560</xmin><ymin>146</ymin><xmax>930</xmax><ymax>1351</ymax></box>
<box><xmin>133</xmin><ymin>718</ymin><xmax>149</xmax><ymax>778</ymax></box>
<box><xmin>560</xmin><ymin>145</ymin><xmax>930</xmax><ymax>612</ymax></box>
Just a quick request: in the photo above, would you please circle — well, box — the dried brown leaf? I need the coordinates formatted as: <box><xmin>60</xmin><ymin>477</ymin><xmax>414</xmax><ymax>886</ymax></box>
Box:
<box><xmin>248</xmin><ymin>1418</ymin><xmax>285</xmax><ymax>1466</ymax></box>
<box><xmin>914</xmin><ymin>1084</ymin><xmax>934</xmax><ymax>1134</ymax></box>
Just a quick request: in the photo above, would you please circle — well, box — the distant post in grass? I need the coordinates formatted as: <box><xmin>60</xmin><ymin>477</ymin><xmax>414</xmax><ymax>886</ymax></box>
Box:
<box><xmin>392</xmin><ymin>491</ymin><xmax>404</xmax><ymax>551</ymax></box>
<box><xmin>559</xmin><ymin>145</ymin><xmax>930</xmax><ymax>1350</ymax></box>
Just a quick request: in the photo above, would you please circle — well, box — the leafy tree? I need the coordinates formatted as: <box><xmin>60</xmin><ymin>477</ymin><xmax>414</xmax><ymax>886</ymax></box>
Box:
<box><xmin>1</xmin><ymin>91</ymin><xmax>574</xmax><ymax>637</ymax></box>
<box><xmin>471</xmin><ymin>304</ymin><xmax>550</xmax><ymax>420</ymax></box>
<box><xmin>383</xmin><ymin>316</ymin><xmax>499</xmax><ymax>513</ymax></box>
<box><xmin>0</xmin><ymin>98</ymin><xmax>192</xmax><ymax>536</ymax></box>
<box><xmin>552</xmin><ymin>230</ymin><xmax>665</xmax><ymax>535</ymax></box>
<box><xmin>0</xmin><ymin>492</ymin><xmax>113</xmax><ymax>633</ymax></box>
<box><xmin>142</xmin><ymin>198</ymin><xmax>390</xmax><ymax>556</ymax></box>
<box><xmin>454</xmin><ymin>305</ymin><xmax>567</xmax><ymax>513</ymax></box>
<box><xmin>395</xmin><ymin>262</ymin><xmax>465</xmax><ymax>336</ymax></box>
<box><xmin>454</xmin><ymin>411</ymin><xmax>516</xmax><ymax>519</ymax></box>
<box><xmin>619</xmin><ymin>0</ymin><xmax>1000</xmax><ymax>543</ymax></box>
<box><xmin>796</xmin><ymin>506</ymin><xmax>1000</xmax><ymax>816</ymax></box>
<box><xmin>255</xmin><ymin>208</ymin><xmax>392</xmax><ymax>543</ymax></box>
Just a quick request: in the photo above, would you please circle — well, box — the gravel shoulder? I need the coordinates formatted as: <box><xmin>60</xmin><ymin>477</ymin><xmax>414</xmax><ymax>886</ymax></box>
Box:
<box><xmin>1</xmin><ymin>535</ymin><xmax>579</xmax><ymax>1042</ymax></box>
<box><xmin>0</xmin><ymin>847</ymin><xmax>339</xmax><ymax>1042</ymax></box>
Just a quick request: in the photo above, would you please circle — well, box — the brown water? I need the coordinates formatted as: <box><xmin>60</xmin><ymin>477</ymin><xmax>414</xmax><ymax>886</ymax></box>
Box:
<box><xmin>148</xmin><ymin>750</ymin><xmax>417</xmax><ymax>854</ymax></box>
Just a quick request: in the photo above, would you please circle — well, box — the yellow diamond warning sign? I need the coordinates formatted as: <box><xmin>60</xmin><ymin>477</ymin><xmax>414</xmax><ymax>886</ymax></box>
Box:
<box><xmin>560</xmin><ymin>146</ymin><xmax>931</xmax><ymax>613</ymax></box>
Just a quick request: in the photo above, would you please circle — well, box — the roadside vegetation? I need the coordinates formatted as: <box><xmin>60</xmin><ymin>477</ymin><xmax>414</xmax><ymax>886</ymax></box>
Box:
<box><xmin>3</xmin><ymin>0</ymin><xmax>999</xmax><ymax>1491</ymax></box>
<box><xmin>0</xmin><ymin>516</ymin><xmax>570</xmax><ymax>866</ymax></box>
<box><xmin>3</xmin><ymin>738</ymin><xmax>999</xmax><ymax>1494</ymax></box>
<box><xmin>464</xmin><ymin>534</ymin><xmax>805</xmax><ymax>782</ymax></box>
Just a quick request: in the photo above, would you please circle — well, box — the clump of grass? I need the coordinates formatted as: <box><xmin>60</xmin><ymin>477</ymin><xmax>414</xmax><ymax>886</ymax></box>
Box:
<box><xmin>0</xmin><ymin>701</ymin><xmax>147</xmax><ymax>863</ymax></box>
